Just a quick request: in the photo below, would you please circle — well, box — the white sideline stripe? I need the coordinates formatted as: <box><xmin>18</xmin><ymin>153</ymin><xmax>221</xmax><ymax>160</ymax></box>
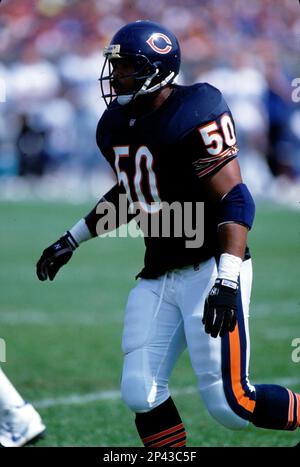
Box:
<box><xmin>33</xmin><ymin>386</ymin><xmax>196</xmax><ymax>409</ymax></box>
<box><xmin>33</xmin><ymin>378</ymin><xmax>299</xmax><ymax>410</ymax></box>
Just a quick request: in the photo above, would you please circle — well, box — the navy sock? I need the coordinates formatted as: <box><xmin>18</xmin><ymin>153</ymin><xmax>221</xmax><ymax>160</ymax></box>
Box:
<box><xmin>135</xmin><ymin>397</ymin><xmax>186</xmax><ymax>447</ymax></box>
<box><xmin>252</xmin><ymin>384</ymin><xmax>300</xmax><ymax>430</ymax></box>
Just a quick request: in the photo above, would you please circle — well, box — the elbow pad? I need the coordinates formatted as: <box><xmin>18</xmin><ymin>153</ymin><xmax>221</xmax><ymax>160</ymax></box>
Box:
<box><xmin>218</xmin><ymin>183</ymin><xmax>255</xmax><ymax>230</ymax></box>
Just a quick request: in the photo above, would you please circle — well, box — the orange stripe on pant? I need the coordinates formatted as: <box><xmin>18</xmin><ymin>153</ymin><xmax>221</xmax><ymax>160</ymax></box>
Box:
<box><xmin>284</xmin><ymin>389</ymin><xmax>294</xmax><ymax>429</ymax></box>
<box><xmin>229</xmin><ymin>325</ymin><xmax>256</xmax><ymax>413</ymax></box>
<box><xmin>295</xmin><ymin>393</ymin><xmax>300</xmax><ymax>428</ymax></box>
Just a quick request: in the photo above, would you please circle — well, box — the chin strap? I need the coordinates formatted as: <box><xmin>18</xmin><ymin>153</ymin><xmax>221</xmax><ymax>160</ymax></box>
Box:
<box><xmin>141</xmin><ymin>71</ymin><xmax>175</xmax><ymax>95</ymax></box>
<box><xmin>117</xmin><ymin>69</ymin><xmax>176</xmax><ymax>106</ymax></box>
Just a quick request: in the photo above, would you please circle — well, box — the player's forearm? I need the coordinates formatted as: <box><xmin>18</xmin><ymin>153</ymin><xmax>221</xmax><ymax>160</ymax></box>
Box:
<box><xmin>218</xmin><ymin>223</ymin><xmax>248</xmax><ymax>259</ymax></box>
<box><xmin>65</xmin><ymin>183</ymin><xmax>121</xmax><ymax>246</ymax></box>
<box><xmin>84</xmin><ymin>184</ymin><xmax>121</xmax><ymax>237</ymax></box>
<box><xmin>69</xmin><ymin>183</ymin><xmax>129</xmax><ymax>246</ymax></box>
<box><xmin>216</xmin><ymin>223</ymin><xmax>248</xmax><ymax>283</ymax></box>
<box><xmin>213</xmin><ymin>177</ymin><xmax>255</xmax><ymax>284</ymax></box>
<box><xmin>218</xmin><ymin>223</ymin><xmax>248</xmax><ymax>283</ymax></box>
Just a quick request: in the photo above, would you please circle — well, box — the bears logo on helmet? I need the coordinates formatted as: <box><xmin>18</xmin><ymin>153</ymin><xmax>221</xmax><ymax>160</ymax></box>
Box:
<box><xmin>146</xmin><ymin>33</ymin><xmax>173</xmax><ymax>55</ymax></box>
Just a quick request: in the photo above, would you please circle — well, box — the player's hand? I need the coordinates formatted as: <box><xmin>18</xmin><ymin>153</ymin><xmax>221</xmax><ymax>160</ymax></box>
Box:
<box><xmin>202</xmin><ymin>279</ymin><xmax>238</xmax><ymax>338</ymax></box>
<box><xmin>36</xmin><ymin>232</ymin><xmax>78</xmax><ymax>281</ymax></box>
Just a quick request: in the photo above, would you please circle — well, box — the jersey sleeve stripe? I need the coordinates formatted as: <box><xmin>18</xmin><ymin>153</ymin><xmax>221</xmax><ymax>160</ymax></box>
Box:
<box><xmin>193</xmin><ymin>146</ymin><xmax>239</xmax><ymax>178</ymax></box>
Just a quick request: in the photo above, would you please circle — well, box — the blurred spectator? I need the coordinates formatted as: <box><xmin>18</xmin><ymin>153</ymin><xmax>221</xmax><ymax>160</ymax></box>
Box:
<box><xmin>263</xmin><ymin>50</ymin><xmax>300</xmax><ymax>180</ymax></box>
<box><xmin>16</xmin><ymin>114</ymin><xmax>49</xmax><ymax>176</ymax></box>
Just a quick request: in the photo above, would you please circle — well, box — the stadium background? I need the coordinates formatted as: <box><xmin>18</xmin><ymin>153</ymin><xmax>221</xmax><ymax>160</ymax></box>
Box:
<box><xmin>0</xmin><ymin>0</ymin><xmax>299</xmax><ymax>446</ymax></box>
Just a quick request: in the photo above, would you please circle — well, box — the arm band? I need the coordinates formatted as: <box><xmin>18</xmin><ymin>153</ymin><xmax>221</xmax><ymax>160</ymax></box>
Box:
<box><xmin>218</xmin><ymin>183</ymin><xmax>255</xmax><ymax>230</ymax></box>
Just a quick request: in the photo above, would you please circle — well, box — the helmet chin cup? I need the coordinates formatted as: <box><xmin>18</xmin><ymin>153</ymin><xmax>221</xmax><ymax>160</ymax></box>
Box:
<box><xmin>117</xmin><ymin>94</ymin><xmax>134</xmax><ymax>106</ymax></box>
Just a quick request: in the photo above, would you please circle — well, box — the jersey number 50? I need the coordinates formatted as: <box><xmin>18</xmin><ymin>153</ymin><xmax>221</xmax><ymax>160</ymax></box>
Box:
<box><xmin>199</xmin><ymin>114</ymin><xmax>236</xmax><ymax>156</ymax></box>
<box><xmin>113</xmin><ymin>145</ymin><xmax>162</xmax><ymax>214</ymax></box>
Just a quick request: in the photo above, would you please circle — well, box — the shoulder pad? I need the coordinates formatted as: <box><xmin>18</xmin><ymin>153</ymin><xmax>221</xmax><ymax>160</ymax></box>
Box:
<box><xmin>169</xmin><ymin>83</ymin><xmax>229</xmax><ymax>139</ymax></box>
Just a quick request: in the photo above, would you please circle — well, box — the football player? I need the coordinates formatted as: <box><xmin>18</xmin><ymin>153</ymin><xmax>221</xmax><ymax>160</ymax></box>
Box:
<box><xmin>36</xmin><ymin>21</ymin><xmax>300</xmax><ymax>447</ymax></box>
<box><xmin>0</xmin><ymin>368</ymin><xmax>46</xmax><ymax>447</ymax></box>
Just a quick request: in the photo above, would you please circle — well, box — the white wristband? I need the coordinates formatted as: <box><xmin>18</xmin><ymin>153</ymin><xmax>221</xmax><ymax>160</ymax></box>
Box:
<box><xmin>69</xmin><ymin>218</ymin><xmax>92</xmax><ymax>246</ymax></box>
<box><xmin>217</xmin><ymin>253</ymin><xmax>242</xmax><ymax>283</ymax></box>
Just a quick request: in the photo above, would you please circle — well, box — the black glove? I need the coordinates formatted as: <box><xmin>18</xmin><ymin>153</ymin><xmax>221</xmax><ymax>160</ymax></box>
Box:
<box><xmin>202</xmin><ymin>278</ymin><xmax>238</xmax><ymax>338</ymax></box>
<box><xmin>36</xmin><ymin>232</ymin><xmax>78</xmax><ymax>281</ymax></box>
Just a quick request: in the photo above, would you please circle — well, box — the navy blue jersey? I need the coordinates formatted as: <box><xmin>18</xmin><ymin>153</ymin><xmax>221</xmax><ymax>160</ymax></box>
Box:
<box><xmin>96</xmin><ymin>83</ymin><xmax>239</xmax><ymax>278</ymax></box>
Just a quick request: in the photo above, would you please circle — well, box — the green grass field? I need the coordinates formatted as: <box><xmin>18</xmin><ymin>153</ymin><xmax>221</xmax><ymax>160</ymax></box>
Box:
<box><xmin>0</xmin><ymin>200</ymin><xmax>299</xmax><ymax>447</ymax></box>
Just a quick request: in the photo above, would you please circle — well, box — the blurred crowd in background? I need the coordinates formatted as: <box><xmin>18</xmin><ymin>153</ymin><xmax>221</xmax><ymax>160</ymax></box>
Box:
<box><xmin>0</xmin><ymin>0</ymin><xmax>299</xmax><ymax>202</ymax></box>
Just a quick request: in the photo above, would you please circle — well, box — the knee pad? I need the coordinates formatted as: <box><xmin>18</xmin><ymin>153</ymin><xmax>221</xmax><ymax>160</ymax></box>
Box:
<box><xmin>200</xmin><ymin>382</ymin><xmax>249</xmax><ymax>431</ymax></box>
<box><xmin>121</xmin><ymin>350</ymin><xmax>169</xmax><ymax>413</ymax></box>
<box><xmin>121</xmin><ymin>371</ymin><xmax>152</xmax><ymax>413</ymax></box>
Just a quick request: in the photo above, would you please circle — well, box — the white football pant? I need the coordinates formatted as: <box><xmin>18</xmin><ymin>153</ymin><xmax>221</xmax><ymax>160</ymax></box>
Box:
<box><xmin>121</xmin><ymin>257</ymin><xmax>255</xmax><ymax>430</ymax></box>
